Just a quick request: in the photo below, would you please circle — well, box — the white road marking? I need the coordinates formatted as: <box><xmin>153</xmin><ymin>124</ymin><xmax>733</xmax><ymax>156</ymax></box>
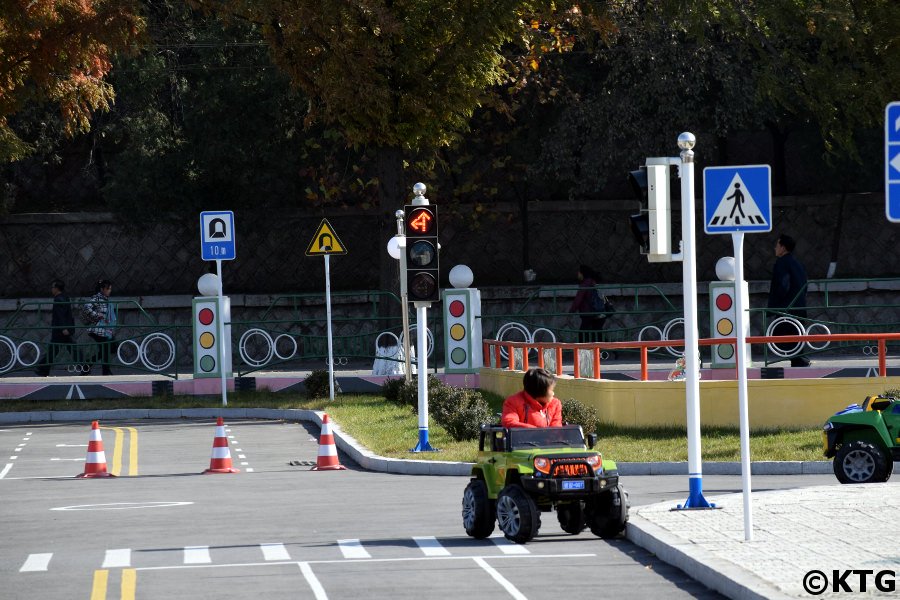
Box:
<box><xmin>9</xmin><ymin>455</ymin><xmax>16</xmax><ymax>460</ymax></box>
<box><xmin>337</xmin><ymin>539</ymin><xmax>370</xmax><ymax>559</ymax></box>
<box><xmin>20</xmin><ymin>553</ymin><xmax>53</xmax><ymax>572</ymax></box>
<box><xmin>184</xmin><ymin>546</ymin><xmax>211</xmax><ymax>564</ymax></box>
<box><xmin>246</xmin><ymin>468</ymin><xmax>255</xmax><ymax>472</ymax></box>
<box><xmin>50</xmin><ymin>458</ymin><xmax>85</xmax><ymax>462</ymax></box>
<box><xmin>234</xmin><ymin>448</ymin><xmax>242</xmax><ymax>452</ymax></box>
<box><xmin>135</xmin><ymin>553</ymin><xmax>597</xmax><ymax>572</ymax></box>
<box><xmin>0</xmin><ymin>463</ymin><xmax>13</xmax><ymax>479</ymax></box>
<box><xmin>413</xmin><ymin>536</ymin><xmax>450</xmax><ymax>556</ymax></box>
<box><xmin>102</xmin><ymin>548</ymin><xmax>132</xmax><ymax>568</ymax></box>
<box><xmin>238</xmin><ymin>454</ymin><xmax>246</xmax><ymax>459</ymax></box>
<box><xmin>491</xmin><ymin>536</ymin><xmax>530</xmax><ymax>554</ymax></box>
<box><xmin>260</xmin><ymin>543</ymin><xmax>291</xmax><ymax>561</ymax></box>
<box><xmin>474</xmin><ymin>557</ymin><xmax>528</xmax><ymax>600</ymax></box>
<box><xmin>299</xmin><ymin>562</ymin><xmax>329</xmax><ymax>600</ymax></box>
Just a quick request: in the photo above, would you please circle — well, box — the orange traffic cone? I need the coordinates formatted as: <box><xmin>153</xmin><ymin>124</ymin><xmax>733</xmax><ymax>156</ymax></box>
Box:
<box><xmin>312</xmin><ymin>413</ymin><xmax>346</xmax><ymax>471</ymax></box>
<box><xmin>77</xmin><ymin>421</ymin><xmax>115</xmax><ymax>478</ymax></box>
<box><xmin>203</xmin><ymin>417</ymin><xmax>240</xmax><ymax>474</ymax></box>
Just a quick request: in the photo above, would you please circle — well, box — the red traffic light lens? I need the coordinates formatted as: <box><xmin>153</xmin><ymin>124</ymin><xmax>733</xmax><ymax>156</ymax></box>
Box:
<box><xmin>406</xmin><ymin>208</ymin><xmax>435</xmax><ymax>235</ymax></box>
<box><xmin>409</xmin><ymin>272</ymin><xmax>437</xmax><ymax>300</ymax></box>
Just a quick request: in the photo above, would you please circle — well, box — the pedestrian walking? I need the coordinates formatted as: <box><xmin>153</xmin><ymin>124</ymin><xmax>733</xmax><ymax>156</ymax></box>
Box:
<box><xmin>82</xmin><ymin>279</ymin><xmax>118</xmax><ymax>375</ymax></box>
<box><xmin>35</xmin><ymin>280</ymin><xmax>80</xmax><ymax>376</ymax></box>
<box><xmin>767</xmin><ymin>234</ymin><xmax>809</xmax><ymax>367</ymax></box>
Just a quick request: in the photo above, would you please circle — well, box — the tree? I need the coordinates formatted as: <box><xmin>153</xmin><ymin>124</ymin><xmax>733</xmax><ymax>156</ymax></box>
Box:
<box><xmin>190</xmin><ymin>0</ymin><xmax>606</xmax><ymax>209</ymax></box>
<box><xmin>0</xmin><ymin>0</ymin><xmax>145</xmax><ymax>162</ymax></box>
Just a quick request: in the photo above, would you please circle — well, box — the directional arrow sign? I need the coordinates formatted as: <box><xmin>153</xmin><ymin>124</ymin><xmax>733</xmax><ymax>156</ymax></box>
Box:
<box><xmin>887</xmin><ymin>101</ymin><xmax>900</xmax><ymax>223</ymax></box>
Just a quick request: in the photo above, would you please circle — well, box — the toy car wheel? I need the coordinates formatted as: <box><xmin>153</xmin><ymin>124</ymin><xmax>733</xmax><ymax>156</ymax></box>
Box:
<box><xmin>556</xmin><ymin>501</ymin><xmax>586</xmax><ymax>535</ymax></box>
<box><xmin>496</xmin><ymin>484</ymin><xmax>540</xmax><ymax>544</ymax></box>
<box><xmin>586</xmin><ymin>484</ymin><xmax>629</xmax><ymax>538</ymax></box>
<box><xmin>462</xmin><ymin>479</ymin><xmax>495</xmax><ymax>539</ymax></box>
<box><xmin>834</xmin><ymin>440</ymin><xmax>891</xmax><ymax>484</ymax></box>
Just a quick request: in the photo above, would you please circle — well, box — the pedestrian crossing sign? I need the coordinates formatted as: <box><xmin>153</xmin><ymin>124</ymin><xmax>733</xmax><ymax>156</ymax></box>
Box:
<box><xmin>703</xmin><ymin>165</ymin><xmax>772</xmax><ymax>234</ymax></box>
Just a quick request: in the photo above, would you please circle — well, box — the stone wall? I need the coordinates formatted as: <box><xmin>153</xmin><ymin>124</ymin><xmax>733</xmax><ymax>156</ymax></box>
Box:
<box><xmin>0</xmin><ymin>192</ymin><xmax>892</xmax><ymax>299</ymax></box>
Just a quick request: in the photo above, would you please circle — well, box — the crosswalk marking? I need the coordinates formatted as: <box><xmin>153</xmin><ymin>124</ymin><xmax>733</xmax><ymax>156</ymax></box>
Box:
<box><xmin>260</xmin><ymin>543</ymin><xmax>291</xmax><ymax>561</ymax></box>
<box><xmin>0</xmin><ymin>463</ymin><xmax>12</xmax><ymax>479</ymax></box>
<box><xmin>20</xmin><ymin>553</ymin><xmax>53</xmax><ymax>572</ymax></box>
<box><xmin>413</xmin><ymin>536</ymin><xmax>451</xmax><ymax>556</ymax></box>
<box><xmin>184</xmin><ymin>546</ymin><xmax>211</xmax><ymax>564</ymax></box>
<box><xmin>491</xmin><ymin>536</ymin><xmax>530</xmax><ymax>554</ymax></box>
<box><xmin>337</xmin><ymin>539</ymin><xmax>370</xmax><ymax>559</ymax></box>
<box><xmin>102</xmin><ymin>548</ymin><xmax>131</xmax><ymax>568</ymax></box>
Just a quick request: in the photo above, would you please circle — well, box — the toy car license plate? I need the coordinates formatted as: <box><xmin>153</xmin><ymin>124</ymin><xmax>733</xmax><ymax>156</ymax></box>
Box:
<box><xmin>562</xmin><ymin>480</ymin><xmax>585</xmax><ymax>490</ymax></box>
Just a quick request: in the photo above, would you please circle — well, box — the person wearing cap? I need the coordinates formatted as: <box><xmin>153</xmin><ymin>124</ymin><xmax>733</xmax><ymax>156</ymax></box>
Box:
<box><xmin>501</xmin><ymin>368</ymin><xmax>563</xmax><ymax>428</ymax></box>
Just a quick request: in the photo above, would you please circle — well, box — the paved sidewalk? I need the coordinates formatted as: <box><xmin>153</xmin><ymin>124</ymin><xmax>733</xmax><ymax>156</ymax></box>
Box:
<box><xmin>627</xmin><ymin>483</ymin><xmax>900</xmax><ymax>599</ymax></box>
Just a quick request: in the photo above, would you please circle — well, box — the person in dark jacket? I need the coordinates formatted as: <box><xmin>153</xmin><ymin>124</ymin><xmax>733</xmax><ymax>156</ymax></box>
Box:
<box><xmin>35</xmin><ymin>280</ymin><xmax>80</xmax><ymax>376</ymax></box>
<box><xmin>569</xmin><ymin>265</ymin><xmax>606</xmax><ymax>343</ymax></box>
<box><xmin>767</xmin><ymin>234</ymin><xmax>810</xmax><ymax>367</ymax></box>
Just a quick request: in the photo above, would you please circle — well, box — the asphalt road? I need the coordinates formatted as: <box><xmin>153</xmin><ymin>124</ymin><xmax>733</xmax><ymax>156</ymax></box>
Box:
<box><xmin>0</xmin><ymin>420</ymin><xmax>836</xmax><ymax>600</ymax></box>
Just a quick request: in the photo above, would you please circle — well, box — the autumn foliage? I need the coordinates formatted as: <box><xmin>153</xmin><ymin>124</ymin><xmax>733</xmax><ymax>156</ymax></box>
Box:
<box><xmin>0</xmin><ymin>0</ymin><xmax>144</xmax><ymax>160</ymax></box>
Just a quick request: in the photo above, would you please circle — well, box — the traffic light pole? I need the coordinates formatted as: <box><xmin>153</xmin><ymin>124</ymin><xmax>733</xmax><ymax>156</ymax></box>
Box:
<box><xmin>395</xmin><ymin>210</ymin><xmax>412</xmax><ymax>382</ymax></box>
<box><xmin>676</xmin><ymin>132</ymin><xmax>712</xmax><ymax>509</ymax></box>
<box><xmin>412</xmin><ymin>302</ymin><xmax>435</xmax><ymax>452</ymax></box>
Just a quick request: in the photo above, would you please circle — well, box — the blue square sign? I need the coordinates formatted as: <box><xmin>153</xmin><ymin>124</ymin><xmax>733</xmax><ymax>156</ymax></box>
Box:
<box><xmin>886</xmin><ymin>101</ymin><xmax>900</xmax><ymax>223</ymax></box>
<box><xmin>703</xmin><ymin>165</ymin><xmax>772</xmax><ymax>234</ymax></box>
<box><xmin>200</xmin><ymin>211</ymin><xmax>236</xmax><ymax>261</ymax></box>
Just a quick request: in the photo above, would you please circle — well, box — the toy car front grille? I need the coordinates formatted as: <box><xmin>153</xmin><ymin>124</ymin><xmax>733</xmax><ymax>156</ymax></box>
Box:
<box><xmin>549</xmin><ymin>459</ymin><xmax>591</xmax><ymax>477</ymax></box>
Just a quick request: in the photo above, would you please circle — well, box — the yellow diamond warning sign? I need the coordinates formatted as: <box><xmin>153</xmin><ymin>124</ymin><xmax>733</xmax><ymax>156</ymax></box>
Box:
<box><xmin>305</xmin><ymin>219</ymin><xmax>347</xmax><ymax>256</ymax></box>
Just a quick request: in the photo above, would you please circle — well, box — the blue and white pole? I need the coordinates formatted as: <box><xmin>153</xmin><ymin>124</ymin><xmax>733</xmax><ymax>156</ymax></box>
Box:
<box><xmin>412</xmin><ymin>303</ymin><xmax>436</xmax><ymax>452</ymax></box>
<box><xmin>677</xmin><ymin>132</ymin><xmax>713</xmax><ymax>510</ymax></box>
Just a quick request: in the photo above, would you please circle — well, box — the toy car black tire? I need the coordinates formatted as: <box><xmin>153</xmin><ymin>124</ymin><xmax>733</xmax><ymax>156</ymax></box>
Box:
<box><xmin>834</xmin><ymin>440</ymin><xmax>892</xmax><ymax>484</ymax></box>
<box><xmin>556</xmin><ymin>501</ymin><xmax>586</xmax><ymax>534</ymax></box>
<box><xmin>462</xmin><ymin>479</ymin><xmax>496</xmax><ymax>539</ymax></box>
<box><xmin>586</xmin><ymin>483</ymin><xmax>629</xmax><ymax>538</ymax></box>
<box><xmin>496</xmin><ymin>484</ymin><xmax>540</xmax><ymax>544</ymax></box>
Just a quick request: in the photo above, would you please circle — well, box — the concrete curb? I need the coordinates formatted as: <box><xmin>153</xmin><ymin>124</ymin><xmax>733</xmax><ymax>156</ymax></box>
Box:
<box><xmin>626</xmin><ymin>514</ymin><xmax>793</xmax><ymax>600</ymax></box>
<box><xmin>0</xmin><ymin>410</ymin><xmax>839</xmax><ymax>476</ymax></box>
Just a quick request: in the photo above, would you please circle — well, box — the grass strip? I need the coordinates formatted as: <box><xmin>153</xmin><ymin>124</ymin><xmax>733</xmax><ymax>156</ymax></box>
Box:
<box><xmin>0</xmin><ymin>392</ymin><xmax>825</xmax><ymax>463</ymax></box>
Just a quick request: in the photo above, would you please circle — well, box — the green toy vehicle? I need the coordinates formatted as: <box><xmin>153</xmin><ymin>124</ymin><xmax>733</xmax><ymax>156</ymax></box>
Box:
<box><xmin>461</xmin><ymin>424</ymin><xmax>628</xmax><ymax>544</ymax></box>
<box><xmin>823</xmin><ymin>395</ymin><xmax>900</xmax><ymax>484</ymax></box>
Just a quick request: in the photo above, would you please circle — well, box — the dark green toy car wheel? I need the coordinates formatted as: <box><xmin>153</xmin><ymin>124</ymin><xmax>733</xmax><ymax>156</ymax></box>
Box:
<box><xmin>556</xmin><ymin>501</ymin><xmax>586</xmax><ymax>535</ymax></box>
<box><xmin>462</xmin><ymin>479</ymin><xmax>495</xmax><ymax>539</ymax></box>
<box><xmin>834</xmin><ymin>440</ymin><xmax>891</xmax><ymax>484</ymax></box>
<box><xmin>496</xmin><ymin>484</ymin><xmax>540</xmax><ymax>544</ymax></box>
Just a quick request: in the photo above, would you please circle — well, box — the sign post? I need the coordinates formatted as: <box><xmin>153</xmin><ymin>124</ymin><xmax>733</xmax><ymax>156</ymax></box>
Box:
<box><xmin>703</xmin><ymin>164</ymin><xmax>773</xmax><ymax>540</ymax></box>
<box><xmin>200</xmin><ymin>211</ymin><xmax>236</xmax><ymax>407</ymax></box>
<box><xmin>306</xmin><ymin>218</ymin><xmax>347</xmax><ymax>401</ymax></box>
<box><xmin>886</xmin><ymin>101</ymin><xmax>900</xmax><ymax>222</ymax></box>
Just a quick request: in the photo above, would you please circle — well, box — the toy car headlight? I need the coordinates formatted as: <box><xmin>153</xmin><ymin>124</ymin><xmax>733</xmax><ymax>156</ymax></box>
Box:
<box><xmin>534</xmin><ymin>457</ymin><xmax>550</xmax><ymax>474</ymax></box>
<box><xmin>586</xmin><ymin>455</ymin><xmax>602</xmax><ymax>472</ymax></box>
<box><xmin>823</xmin><ymin>422</ymin><xmax>833</xmax><ymax>431</ymax></box>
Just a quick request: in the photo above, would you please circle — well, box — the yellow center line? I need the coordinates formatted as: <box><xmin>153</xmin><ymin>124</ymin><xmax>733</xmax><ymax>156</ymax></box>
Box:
<box><xmin>121</xmin><ymin>568</ymin><xmax>136</xmax><ymax>600</ymax></box>
<box><xmin>126</xmin><ymin>428</ymin><xmax>139</xmax><ymax>476</ymax></box>
<box><xmin>90</xmin><ymin>569</ymin><xmax>108</xmax><ymax>600</ymax></box>
<box><xmin>106</xmin><ymin>427</ymin><xmax>124</xmax><ymax>476</ymax></box>
<box><xmin>100</xmin><ymin>427</ymin><xmax>139</xmax><ymax>476</ymax></box>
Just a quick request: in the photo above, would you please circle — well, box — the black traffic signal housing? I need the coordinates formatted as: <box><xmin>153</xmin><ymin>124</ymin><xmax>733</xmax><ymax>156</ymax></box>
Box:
<box><xmin>628</xmin><ymin>168</ymin><xmax>650</xmax><ymax>254</ymax></box>
<box><xmin>404</xmin><ymin>204</ymin><xmax>440</xmax><ymax>303</ymax></box>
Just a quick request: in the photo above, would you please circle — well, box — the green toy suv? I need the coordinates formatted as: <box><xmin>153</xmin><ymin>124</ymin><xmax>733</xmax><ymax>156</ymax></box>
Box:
<box><xmin>461</xmin><ymin>424</ymin><xmax>628</xmax><ymax>544</ymax></box>
<box><xmin>823</xmin><ymin>395</ymin><xmax>900</xmax><ymax>484</ymax></box>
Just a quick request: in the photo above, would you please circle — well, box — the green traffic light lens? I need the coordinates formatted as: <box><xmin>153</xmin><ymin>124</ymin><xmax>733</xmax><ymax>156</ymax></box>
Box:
<box><xmin>408</xmin><ymin>240</ymin><xmax>436</xmax><ymax>267</ymax></box>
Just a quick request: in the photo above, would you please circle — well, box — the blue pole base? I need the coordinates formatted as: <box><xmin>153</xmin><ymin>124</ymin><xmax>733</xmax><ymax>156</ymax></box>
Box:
<box><xmin>411</xmin><ymin>428</ymin><xmax>438</xmax><ymax>453</ymax></box>
<box><xmin>676</xmin><ymin>476</ymin><xmax>716</xmax><ymax>510</ymax></box>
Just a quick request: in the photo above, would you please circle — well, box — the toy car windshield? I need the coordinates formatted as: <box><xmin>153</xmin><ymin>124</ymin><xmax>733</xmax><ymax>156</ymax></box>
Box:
<box><xmin>508</xmin><ymin>425</ymin><xmax>586</xmax><ymax>450</ymax></box>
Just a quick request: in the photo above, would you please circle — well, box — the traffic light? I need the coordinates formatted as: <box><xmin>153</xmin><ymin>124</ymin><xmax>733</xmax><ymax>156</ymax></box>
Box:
<box><xmin>628</xmin><ymin>163</ymin><xmax>676</xmax><ymax>261</ymax></box>
<box><xmin>442</xmin><ymin>288</ymin><xmax>483</xmax><ymax>373</ymax></box>
<box><xmin>404</xmin><ymin>204</ymin><xmax>440</xmax><ymax>303</ymax></box>
<box><xmin>192</xmin><ymin>297</ymin><xmax>232</xmax><ymax>378</ymax></box>
<box><xmin>709</xmin><ymin>281</ymin><xmax>749</xmax><ymax>368</ymax></box>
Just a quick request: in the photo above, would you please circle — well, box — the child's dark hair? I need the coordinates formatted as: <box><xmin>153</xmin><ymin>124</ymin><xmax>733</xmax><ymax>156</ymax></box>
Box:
<box><xmin>95</xmin><ymin>279</ymin><xmax>113</xmax><ymax>292</ymax></box>
<box><xmin>523</xmin><ymin>368</ymin><xmax>555</xmax><ymax>398</ymax></box>
<box><xmin>51</xmin><ymin>279</ymin><xmax>65</xmax><ymax>292</ymax></box>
